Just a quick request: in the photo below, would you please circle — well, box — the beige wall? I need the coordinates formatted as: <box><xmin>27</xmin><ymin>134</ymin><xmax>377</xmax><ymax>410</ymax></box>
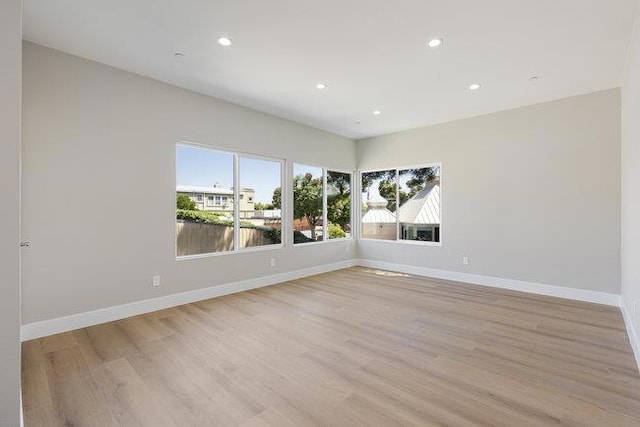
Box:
<box><xmin>622</xmin><ymin>2</ymin><xmax>640</xmax><ymax>342</ymax></box>
<box><xmin>22</xmin><ymin>42</ymin><xmax>356</xmax><ymax>324</ymax></box>
<box><xmin>0</xmin><ymin>0</ymin><xmax>22</xmax><ymax>424</ymax></box>
<box><xmin>357</xmin><ymin>89</ymin><xmax>621</xmax><ymax>293</ymax></box>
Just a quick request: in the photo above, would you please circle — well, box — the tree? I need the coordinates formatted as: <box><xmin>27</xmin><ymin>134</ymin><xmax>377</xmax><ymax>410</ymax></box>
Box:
<box><xmin>272</xmin><ymin>187</ymin><xmax>282</xmax><ymax>209</ymax></box>
<box><xmin>327</xmin><ymin>171</ymin><xmax>351</xmax><ymax>229</ymax></box>
<box><xmin>328</xmin><ymin>223</ymin><xmax>346</xmax><ymax>239</ymax></box>
<box><xmin>362</xmin><ymin>166</ymin><xmax>439</xmax><ymax>211</ymax></box>
<box><xmin>176</xmin><ymin>194</ymin><xmax>196</xmax><ymax>210</ymax></box>
<box><xmin>378</xmin><ymin>181</ymin><xmax>406</xmax><ymax>212</ymax></box>
<box><xmin>292</xmin><ymin>173</ymin><xmax>322</xmax><ymax>240</ymax></box>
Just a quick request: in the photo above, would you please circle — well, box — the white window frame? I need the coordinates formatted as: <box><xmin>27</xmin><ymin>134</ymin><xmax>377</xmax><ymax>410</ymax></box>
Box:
<box><xmin>358</xmin><ymin>162</ymin><xmax>442</xmax><ymax>247</ymax></box>
<box><xmin>176</xmin><ymin>141</ymin><xmax>285</xmax><ymax>260</ymax></box>
<box><xmin>291</xmin><ymin>162</ymin><xmax>354</xmax><ymax>246</ymax></box>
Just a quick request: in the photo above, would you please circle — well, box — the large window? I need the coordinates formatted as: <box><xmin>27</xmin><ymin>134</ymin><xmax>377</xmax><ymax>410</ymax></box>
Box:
<box><xmin>292</xmin><ymin>164</ymin><xmax>352</xmax><ymax>244</ymax></box>
<box><xmin>292</xmin><ymin>164</ymin><xmax>324</xmax><ymax>243</ymax></box>
<box><xmin>327</xmin><ymin>171</ymin><xmax>352</xmax><ymax>239</ymax></box>
<box><xmin>239</xmin><ymin>156</ymin><xmax>282</xmax><ymax>249</ymax></box>
<box><xmin>176</xmin><ymin>144</ymin><xmax>282</xmax><ymax>257</ymax></box>
<box><xmin>361</xmin><ymin>164</ymin><xmax>440</xmax><ymax>243</ymax></box>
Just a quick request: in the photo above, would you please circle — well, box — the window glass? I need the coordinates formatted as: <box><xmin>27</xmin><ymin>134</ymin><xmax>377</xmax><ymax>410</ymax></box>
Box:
<box><xmin>327</xmin><ymin>171</ymin><xmax>351</xmax><ymax>239</ymax></box>
<box><xmin>293</xmin><ymin>164</ymin><xmax>324</xmax><ymax>244</ymax></box>
<box><xmin>239</xmin><ymin>157</ymin><xmax>282</xmax><ymax>248</ymax></box>
<box><xmin>361</xmin><ymin>165</ymin><xmax>440</xmax><ymax>243</ymax></box>
<box><xmin>361</xmin><ymin>170</ymin><xmax>397</xmax><ymax>240</ymax></box>
<box><xmin>398</xmin><ymin>167</ymin><xmax>440</xmax><ymax>242</ymax></box>
<box><xmin>176</xmin><ymin>145</ymin><xmax>234</xmax><ymax>255</ymax></box>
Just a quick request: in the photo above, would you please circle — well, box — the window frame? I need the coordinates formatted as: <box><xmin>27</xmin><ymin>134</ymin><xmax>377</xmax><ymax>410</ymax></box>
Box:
<box><xmin>326</xmin><ymin>168</ymin><xmax>354</xmax><ymax>242</ymax></box>
<box><xmin>175</xmin><ymin>141</ymin><xmax>286</xmax><ymax>260</ymax></box>
<box><xmin>358</xmin><ymin>161</ymin><xmax>442</xmax><ymax>247</ymax></box>
<box><xmin>291</xmin><ymin>162</ymin><xmax>355</xmax><ymax>246</ymax></box>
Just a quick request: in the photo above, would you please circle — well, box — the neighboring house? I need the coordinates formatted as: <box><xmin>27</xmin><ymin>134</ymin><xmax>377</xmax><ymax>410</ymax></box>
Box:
<box><xmin>361</xmin><ymin>181</ymin><xmax>440</xmax><ymax>242</ymax></box>
<box><xmin>398</xmin><ymin>182</ymin><xmax>440</xmax><ymax>242</ymax></box>
<box><xmin>361</xmin><ymin>186</ymin><xmax>397</xmax><ymax>240</ymax></box>
<box><xmin>177</xmin><ymin>183</ymin><xmax>255</xmax><ymax>215</ymax></box>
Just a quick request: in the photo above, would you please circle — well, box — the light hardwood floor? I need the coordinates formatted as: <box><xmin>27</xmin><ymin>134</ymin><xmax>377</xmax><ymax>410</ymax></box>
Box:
<box><xmin>22</xmin><ymin>267</ymin><xmax>640</xmax><ymax>426</ymax></box>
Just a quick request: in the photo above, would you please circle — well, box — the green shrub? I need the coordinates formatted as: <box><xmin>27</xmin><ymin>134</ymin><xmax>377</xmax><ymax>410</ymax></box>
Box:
<box><xmin>260</xmin><ymin>227</ymin><xmax>282</xmax><ymax>244</ymax></box>
<box><xmin>176</xmin><ymin>194</ymin><xmax>197</xmax><ymax>210</ymax></box>
<box><xmin>328</xmin><ymin>223</ymin><xmax>346</xmax><ymax>239</ymax></box>
<box><xmin>176</xmin><ymin>209</ymin><xmax>232</xmax><ymax>226</ymax></box>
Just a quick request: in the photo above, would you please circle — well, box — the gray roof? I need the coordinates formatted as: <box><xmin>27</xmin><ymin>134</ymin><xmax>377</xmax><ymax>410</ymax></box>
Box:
<box><xmin>362</xmin><ymin>207</ymin><xmax>396</xmax><ymax>224</ymax></box>
<box><xmin>398</xmin><ymin>183</ymin><xmax>440</xmax><ymax>225</ymax></box>
<box><xmin>176</xmin><ymin>185</ymin><xmax>233</xmax><ymax>195</ymax></box>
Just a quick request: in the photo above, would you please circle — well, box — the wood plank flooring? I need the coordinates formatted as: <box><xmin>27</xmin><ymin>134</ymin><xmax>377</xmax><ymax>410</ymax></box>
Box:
<box><xmin>22</xmin><ymin>267</ymin><xmax>640</xmax><ymax>426</ymax></box>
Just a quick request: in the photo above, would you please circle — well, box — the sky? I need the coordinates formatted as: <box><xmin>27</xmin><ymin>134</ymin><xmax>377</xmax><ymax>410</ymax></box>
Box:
<box><xmin>176</xmin><ymin>145</ymin><xmax>281</xmax><ymax>204</ymax></box>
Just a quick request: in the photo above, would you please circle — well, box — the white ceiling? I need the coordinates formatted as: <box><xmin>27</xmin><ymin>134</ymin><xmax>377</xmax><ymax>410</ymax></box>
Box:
<box><xmin>23</xmin><ymin>0</ymin><xmax>638</xmax><ymax>139</ymax></box>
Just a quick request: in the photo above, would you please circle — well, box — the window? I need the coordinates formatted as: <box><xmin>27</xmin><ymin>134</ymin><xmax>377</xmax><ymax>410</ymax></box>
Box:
<box><xmin>176</xmin><ymin>143</ymin><xmax>283</xmax><ymax>257</ymax></box>
<box><xmin>293</xmin><ymin>164</ymin><xmax>324</xmax><ymax>244</ymax></box>
<box><xmin>239</xmin><ymin>156</ymin><xmax>282</xmax><ymax>249</ymax></box>
<box><xmin>361</xmin><ymin>169</ymin><xmax>396</xmax><ymax>240</ymax></box>
<box><xmin>327</xmin><ymin>171</ymin><xmax>351</xmax><ymax>239</ymax></box>
<box><xmin>361</xmin><ymin>164</ymin><xmax>441</xmax><ymax>243</ymax></box>
<box><xmin>292</xmin><ymin>164</ymin><xmax>353</xmax><ymax>244</ymax></box>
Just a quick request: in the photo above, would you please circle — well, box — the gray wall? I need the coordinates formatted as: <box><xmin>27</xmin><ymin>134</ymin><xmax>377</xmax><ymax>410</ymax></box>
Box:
<box><xmin>0</xmin><ymin>0</ymin><xmax>22</xmax><ymax>425</ymax></box>
<box><xmin>22</xmin><ymin>42</ymin><xmax>356</xmax><ymax>324</ymax></box>
<box><xmin>622</xmin><ymin>2</ymin><xmax>640</xmax><ymax>339</ymax></box>
<box><xmin>357</xmin><ymin>89</ymin><xmax>621</xmax><ymax>293</ymax></box>
<box><xmin>22</xmin><ymin>40</ymin><xmax>625</xmax><ymax>334</ymax></box>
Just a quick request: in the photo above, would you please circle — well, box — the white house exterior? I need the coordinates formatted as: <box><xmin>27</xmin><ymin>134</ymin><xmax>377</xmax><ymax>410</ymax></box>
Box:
<box><xmin>361</xmin><ymin>186</ymin><xmax>397</xmax><ymax>240</ymax></box>
<box><xmin>362</xmin><ymin>181</ymin><xmax>440</xmax><ymax>242</ymax></box>
<box><xmin>398</xmin><ymin>183</ymin><xmax>440</xmax><ymax>242</ymax></box>
<box><xmin>177</xmin><ymin>183</ymin><xmax>255</xmax><ymax>215</ymax></box>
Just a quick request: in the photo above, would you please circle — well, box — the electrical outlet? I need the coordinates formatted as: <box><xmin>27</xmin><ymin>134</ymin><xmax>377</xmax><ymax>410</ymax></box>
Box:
<box><xmin>152</xmin><ymin>275</ymin><xmax>160</xmax><ymax>287</ymax></box>
<box><xmin>270</xmin><ymin>258</ymin><xmax>276</xmax><ymax>267</ymax></box>
<box><xmin>462</xmin><ymin>256</ymin><xmax>470</xmax><ymax>266</ymax></box>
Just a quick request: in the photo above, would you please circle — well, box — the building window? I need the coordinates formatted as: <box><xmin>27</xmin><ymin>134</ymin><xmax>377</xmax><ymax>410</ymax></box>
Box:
<box><xmin>176</xmin><ymin>143</ymin><xmax>283</xmax><ymax>257</ymax></box>
<box><xmin>361</xmin><ymin>164</ymin><xmax>440</xmax><ymax>243</ymax></box>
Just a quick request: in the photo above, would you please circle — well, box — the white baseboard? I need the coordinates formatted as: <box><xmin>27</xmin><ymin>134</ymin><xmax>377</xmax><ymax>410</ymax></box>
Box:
<box><xmin>21</xmin><ymin>260</ymin><xmax>355</xmax><ymax>341</ymax></box>
<box><xmin>621</xmin><ymin>300</ymin><xmax>640</xmax><ymax>373</ymax></box>
<box><xmin>354</xmin><ymin>259</ymin><xmax>621</xmax><ymax>307</ymax></box>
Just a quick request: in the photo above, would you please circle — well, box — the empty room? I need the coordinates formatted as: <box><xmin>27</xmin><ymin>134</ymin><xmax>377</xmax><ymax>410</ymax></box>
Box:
<box><xmin>3</xmin><ymin>0</ymin><xmax>640</xmax><ymax>425</ymax></box>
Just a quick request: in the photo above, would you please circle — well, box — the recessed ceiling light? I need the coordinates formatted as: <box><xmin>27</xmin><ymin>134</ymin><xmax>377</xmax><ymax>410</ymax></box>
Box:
<box><xmin>217</xmin><ymin>36</ymin><xmax>232</xmax><ymax>47</ymax></box>
<box><xmin>469</xmin><ymin>83</ymin><xmax>482</xmax><ymax>91</ymax></box>
<box><xmin>373</xmin><ymin>110</ymin><xmax>382</xmax><ymax>115</ymax></box>
<box><xmin>427</xmin><ymin>38</ymin><xmax>444</xmax><ymax>48</ymax></box>
<box><xmin>316</xmin><ymin>83</ymin><xmax>327</xmax><ymax>90</ymax></box>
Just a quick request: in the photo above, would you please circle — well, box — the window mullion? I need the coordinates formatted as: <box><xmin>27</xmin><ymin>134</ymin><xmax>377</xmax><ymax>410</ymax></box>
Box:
<box><xmin>395</xmin><ymin>169</ymin><xmax>400</xmax><ymax>240</ymax></box>
<box><xmin>323</xmin><ymin>169</ymin><xmax>328</xmax><ymax>241</ymax></box>
<box><xmin>233</xmin><ymin>154</ymin><xmax>240</xmax><ymax>252</ymax></box>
